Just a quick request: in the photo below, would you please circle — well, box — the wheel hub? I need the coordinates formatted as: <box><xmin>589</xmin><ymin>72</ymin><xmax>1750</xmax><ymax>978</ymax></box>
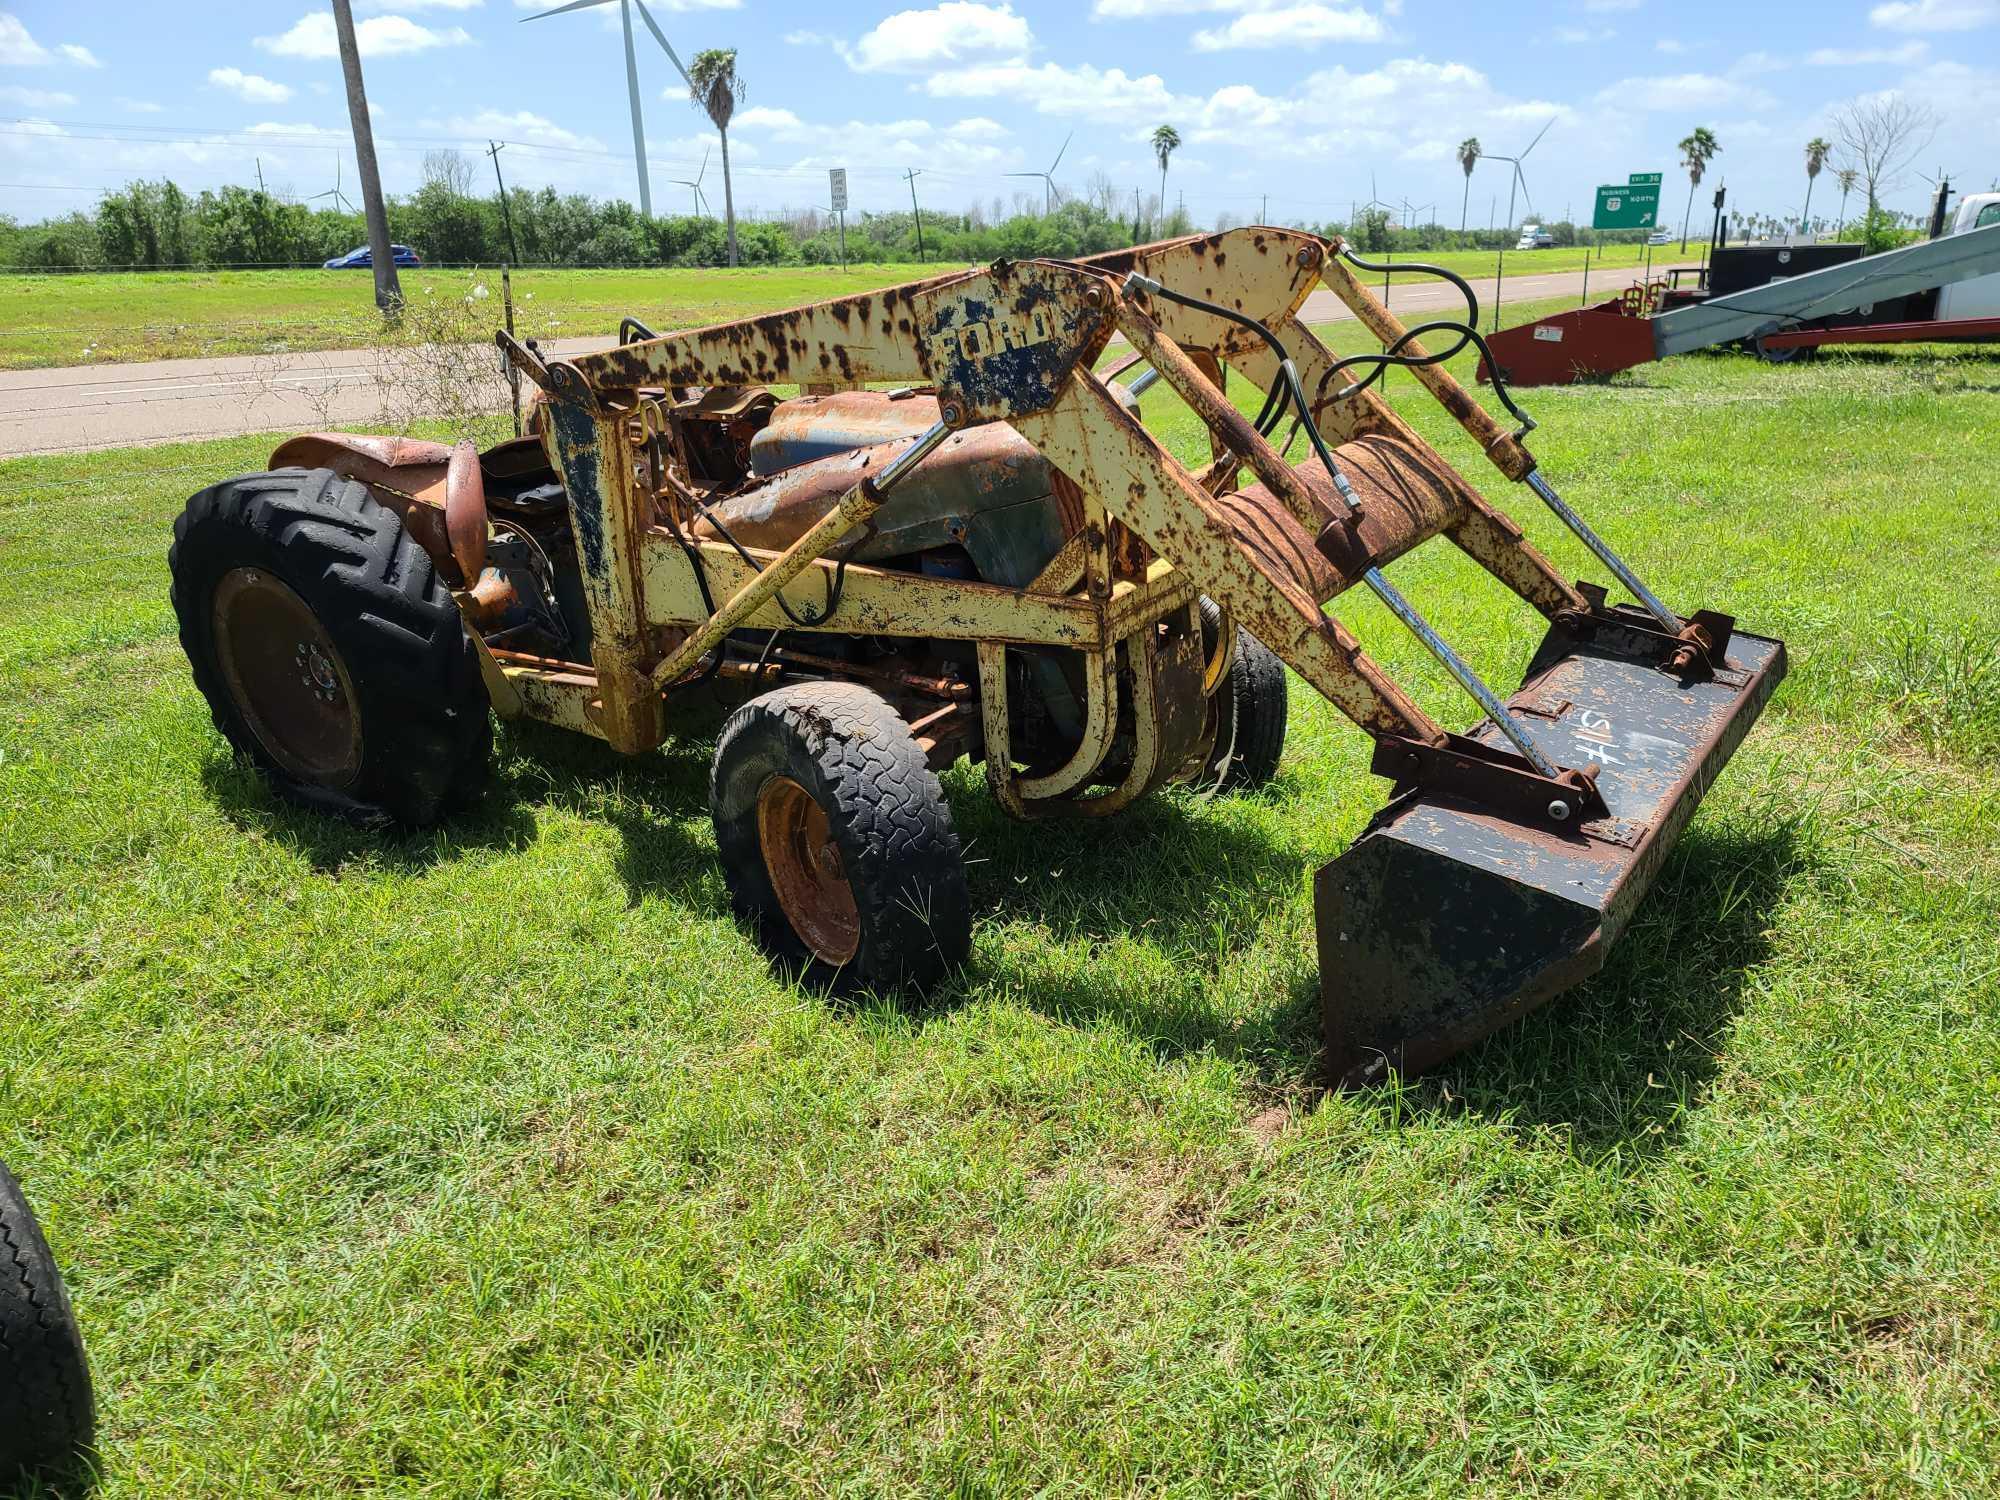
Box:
<box><xmin>210</xmin><ymin>567</ymin><xmax>362</xmax><ymax>786</ymax></box>
<box><xmin>756</xmin><ymin>775</ymin><xmax>860</xmax><ymax>965</ymax></box>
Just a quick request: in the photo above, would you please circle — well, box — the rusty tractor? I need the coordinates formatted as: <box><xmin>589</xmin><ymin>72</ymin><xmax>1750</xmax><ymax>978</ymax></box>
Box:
<box><xmin>168</xmin><ymin>228</ymin><xmax>1785</xmax><ymax>1085</ymax></box>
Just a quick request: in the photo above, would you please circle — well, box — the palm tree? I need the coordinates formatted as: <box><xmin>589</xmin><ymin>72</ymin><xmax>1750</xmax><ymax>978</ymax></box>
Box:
<box><xmin>1802</xmin><ymin>137</ymin><xmax>1831</xmax><ymax>235</ymax></box>
<box><xmin>1151</xmin><ymin>124</ymin><xmax>1180</xmax><ymax>236</ymax></box>
<box><xmin>689</xmin><ymin>48</ymin><xmax>742</xmax><ymax>267</ymax></box>
<box><xmin>1834</xmin><ymin>167</ymin><xmax>1858</xmax><ymax>236</ymax></box>
<box><xmin>1677</xmin><ymin>125</ymin><xmax>1720</xmax><ymax>252</ymax></box>
<box><xmin>1456</xmin><ymin>137</ymin><xmax>1481</xmax><ymax>233</ymax></box>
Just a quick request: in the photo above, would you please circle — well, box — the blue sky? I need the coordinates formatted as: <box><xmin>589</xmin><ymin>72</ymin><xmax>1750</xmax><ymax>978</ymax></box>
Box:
<box><xmin>1</xmin><ymin>0</ymin><xmax>1994</xmax><ymax>231</ymax></box>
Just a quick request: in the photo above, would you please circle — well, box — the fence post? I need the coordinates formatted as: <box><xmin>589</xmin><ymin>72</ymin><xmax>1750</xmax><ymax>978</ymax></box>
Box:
<box><xmin>1493</xmin><ymin>248</ymin><xmax>1504</xmax><ymax>333</ymax></box>
<box><xmin>502</xmin><ymin>263</ymin><xmax>521</xmax><ymax>439</ymax></box>
<box><xmin>1581</xmin><ymin>248</ymin><xmax>1590</xmax><ymax>308</ymax></box>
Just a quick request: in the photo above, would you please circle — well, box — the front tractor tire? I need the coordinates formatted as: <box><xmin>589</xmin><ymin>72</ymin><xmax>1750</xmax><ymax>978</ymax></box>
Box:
<box><xmin>170</xmin><ymin>468</ymin><xmax>490</xmax><ymax>828</ymax></box>
<box><xmin>1199</xmin><ymin>597</ymin><xmax>1288</xmax><ymax>794</ymax></box>
<box><xmin>710</xmin><ymin>683</ymin><xmax>972</xmax><ymax>992</ymax></box>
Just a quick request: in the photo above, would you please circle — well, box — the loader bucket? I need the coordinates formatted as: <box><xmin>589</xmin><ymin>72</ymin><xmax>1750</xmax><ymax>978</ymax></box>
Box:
<box><xmin>1314</xmin><ymin>608</ymin><xmax>1787</xmax><ymax>1088</ymax></box>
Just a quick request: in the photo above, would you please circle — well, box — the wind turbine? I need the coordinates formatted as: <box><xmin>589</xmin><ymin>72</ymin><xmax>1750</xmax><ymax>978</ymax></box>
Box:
<box><xmin>522</xmin><ymin>0</ymin><xmax>697</xmax><ymax>219</ymax></box>
<box><xmin>1005</xmin><ymin>130</ymin><xmax>1072</xmax><ymax>215</ymax></box>
<box><xmin>309</xmin><ymin>151</ymin><xmax>355</xmax><ymax>214</ymax></box>
<box><xmin>1484</xmin><ymin>117</ymin><xmax>1554</xmax><ymax>228</ymax></box>
<box><xmin>670</xmin><ymin>146</ymin><xmax>712</xmax><ymax>218</ymax></box>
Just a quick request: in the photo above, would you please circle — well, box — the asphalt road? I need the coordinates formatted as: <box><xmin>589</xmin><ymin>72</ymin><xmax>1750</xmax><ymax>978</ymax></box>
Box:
<box><xmin>1</xmin><ymin>268</ymin><xmax>1609</xmax><ymax>458</ymax></box>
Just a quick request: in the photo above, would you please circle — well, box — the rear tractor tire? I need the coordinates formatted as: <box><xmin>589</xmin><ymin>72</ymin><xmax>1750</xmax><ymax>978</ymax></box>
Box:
<box><xmin>169</xmin><ymin>468</ymin><xmax>491</xmax><ymax>828</ymax></box>
<box><xmin>1199</xmin><ymin>596</ymin><xmax>1288</xmax><ymax>794</ymax></box>
<box><xmin>710</xmin><ymin>683</ymin><xmax>971</xmax><ymax>992</ymax></box>
<box><xmin>0</xmin><ymin>1160</ymin><xmax>94</xmax><ymax>1484</ymax></box>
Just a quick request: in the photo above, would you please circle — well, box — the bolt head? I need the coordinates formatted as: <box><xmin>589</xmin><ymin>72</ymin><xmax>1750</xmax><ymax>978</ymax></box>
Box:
<box><xmin>1547</xmin><ymin>800</ymin><xmax>1571</xmax><ymax>822</ymax></box>
<box><xmin>940</xmin><ymin>402</ymin><xmax>963</xmax><ymax>425</ymax></box>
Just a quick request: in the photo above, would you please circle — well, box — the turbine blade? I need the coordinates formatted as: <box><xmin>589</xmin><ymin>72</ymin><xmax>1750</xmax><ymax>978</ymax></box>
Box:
<box><xmin>1522</xmin><ymin>116</ymin><xmax>1555</xmax><ymax>157</ymax></box>
<box><xmin>631</xmin><ymin>0</ymin><xmax>695</xmax><ymax>87</ymax></box>
<box><xmin>519</xmin><ymin>0</ymin><xmax>613</xmax><ymax>21</ymax></box>
<box><xmin>1049</xmin><ymin>129</ymin><xmax>1072</xmax><ymax>175</ymax></box>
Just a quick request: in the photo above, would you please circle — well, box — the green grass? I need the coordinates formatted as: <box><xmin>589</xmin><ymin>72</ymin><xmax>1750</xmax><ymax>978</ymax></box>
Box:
<box><xmin>0</xmin><ymin>245</ymin><xmax>1678</xmax><ymax>371</ymax></box>
<box><xmin>0</xmin><ymin>264</ymin><xmax>918</xmax><ymax>370</ymax></box>
<box><xmin>3</xmin><ymin>324</ymin><xmax>1999</xmax><ymax>1495</ymax></box>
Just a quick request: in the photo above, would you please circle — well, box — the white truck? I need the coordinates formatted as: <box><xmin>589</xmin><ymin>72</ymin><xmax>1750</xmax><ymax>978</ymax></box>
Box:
<box><xmin>1936</xmin><ymin>192</ymin><xmax>2000</xmax><ymax>321</ymax></box>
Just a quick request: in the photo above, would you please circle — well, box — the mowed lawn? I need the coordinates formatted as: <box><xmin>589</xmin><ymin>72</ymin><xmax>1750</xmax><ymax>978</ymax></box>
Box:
<box><xmin>2</xmin><ymin>327</ymin><xmax>1998</xmax><ymax>1495</ymax></box>
<box><xmin>0</xmin><ymin>243</ymin><xmax>1673</xmax><ymax>370</ymax></box>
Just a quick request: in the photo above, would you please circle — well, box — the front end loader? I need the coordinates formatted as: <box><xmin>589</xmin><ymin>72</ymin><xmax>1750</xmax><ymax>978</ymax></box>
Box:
<box><xmin>168</xmin><ymin>227</ymin><xmax>1784</xmax><ymax>1085</ymax></box>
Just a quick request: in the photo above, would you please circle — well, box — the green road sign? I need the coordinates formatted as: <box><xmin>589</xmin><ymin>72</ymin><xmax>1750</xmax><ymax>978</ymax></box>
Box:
<box><xmin>1594</xmin><ymin>181</ymin><xmax>1661</xmax><ymax>230</ymax></box>
<box><xmin>1628</xmin><ymin>172</ymin><xmax>1663</xmax><ymax>186</ymax></box>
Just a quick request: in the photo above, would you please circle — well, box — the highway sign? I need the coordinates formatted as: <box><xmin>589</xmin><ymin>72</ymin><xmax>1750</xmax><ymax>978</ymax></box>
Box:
<box><xmin>829</xmin><ymin>168</ymin><xmax>848</xmax><ymax>213</ymax></box>
<box><xmin>1594</xmin><ymin>178</ymin><xmax>1661</xmax><ymax>230</ymax></box>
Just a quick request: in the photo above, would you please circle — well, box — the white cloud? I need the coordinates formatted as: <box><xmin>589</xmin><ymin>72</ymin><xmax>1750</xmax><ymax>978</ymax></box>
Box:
<box><xmin>255</xmin><ymin>12</ymin><xmax>474</xmax><ymax>60</ymax></box>
<box><xmin>117</xmin><ymin>97</ymin><xmax>165</xmax><ymax>113</ymax></box>
<box><xmin>1807</xmin><ymin>40</ymin><xmax>1929</xmax><ymax>63</ymax></box>
<box><xmin>0</xmin><ymin>84</ymin><xmax>74</xmax><ymax>107</ymax></box>
<box><xmin>209</xmin><ymin>68</ymin><xmax>295</xmax><ymax>105</ymax></box>
<box><xmin>1655</xmin><ymin>37</ymin><xmax>1686</xmax><ymax>52</ymax></box>
<box><xmin>57</xmin><ymin>42</ymin><xmax>100</xmax><ymax>66</ymax></box>
<box><xmin>1592</xmin><ymin>71</ymin><xmax>1772</xmax><ymax>112</ymax></box>
<box><xmin>1192</xmin><ymin>5</ymin><xmax>1385</xmax><ymax>50</ymax></box>
<box><xmin>0</xmin><ymin>13</ymin><xmax>50</xmax><ymax>64</ymax></box>
<box><xmin>925</xmin><ymin>60</ymin><xmax>1187</xmax><ymax>122</ymax></box>
<box><xmin>440</xmin><ymin>109</ymin><xmax>606</xmax><ymax>152</ymax></box>
<box><xmin>1869</xmin><ymin>0</ymin><xmax>1997</xmax><ymax>29</ymax></box>
<box><xmin>846</xmin><ymin>3</ymin><xmax>1032</xmax><ymax>73</ymax></box>
<box><xmin>734</xmin><ymin>105</ymin><xmax>805</xmax><ymax>131</ymax></box>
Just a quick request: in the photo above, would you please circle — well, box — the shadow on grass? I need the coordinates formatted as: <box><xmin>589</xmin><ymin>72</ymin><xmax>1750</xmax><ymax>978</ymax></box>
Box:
<box><xmin>200</xmin><ymin>750</ymin><xmax>541</xmax><ymax>875</ymax></box>
<box><xmin>940</xmin><ymin>773</ymin><xmax>1326</xmax><ymax>1064</ymax></box>
<box><xmin>1401</xmin><ymin>817</ymin><xmax>1806</xmax><ymax>1155</ymax></box>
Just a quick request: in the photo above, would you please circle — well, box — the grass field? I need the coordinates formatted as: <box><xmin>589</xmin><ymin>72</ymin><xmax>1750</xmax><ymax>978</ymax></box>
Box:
<box><xmin>0</xmin><ymin>243</ymin><xmax>1677</xmax><ymax>370</ymax></box>
<box><xmin>3</xmin><ymin>318</ymin><xmax>1998</xmax><ymax>1494</ymax></box>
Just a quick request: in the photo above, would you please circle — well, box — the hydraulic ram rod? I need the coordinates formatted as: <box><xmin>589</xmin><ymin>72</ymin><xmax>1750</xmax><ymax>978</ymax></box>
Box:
<box><xmin>648</xmin><ymin>420</ymin><xmax>952</xmax><ymax>687</ymax></box>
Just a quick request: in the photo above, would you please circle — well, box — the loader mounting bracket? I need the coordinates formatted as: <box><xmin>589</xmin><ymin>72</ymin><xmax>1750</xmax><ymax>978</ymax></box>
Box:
<box><xmin>1550</xmin><ymin>585</ymin><xmax>1739</xmax><ymax>684</ymax></box>
<box><xmin>1373</xmin><ymin>733</ymin><xmax>1610</xmax><ymax>832</ymax></box>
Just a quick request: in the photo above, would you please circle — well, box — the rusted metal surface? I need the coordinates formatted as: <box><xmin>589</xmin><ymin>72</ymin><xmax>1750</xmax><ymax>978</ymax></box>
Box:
<box><xmin>210</xmin><ymin>566</ymin><xmax>362</xmax><ymax>786</ymax></box>
<box><xmin>758</xmin><ymin>775</ymin><xmax>861</xmax><ymax>964</ymax></box>
<box><xmin>543</xmin><ymin>399</ymin><xmax>665</xmax><ymax>754</ymax></box>
<box><xmin>1316</xmin><ymin>617</ymin><xmax>1787</xmax><ymax>1086</ymax></box>
<box><xmin>445</xmin><ymin>440</ymin><xmax>488</xmax><ymax>583</ymax></box>
<box><xmin>269</xmin><ymin>433</ymin><xmax>459</xmax><ymax>583</ymax></box>
<box><xmin>1476</xmin><ymin>301</ymin><xmax>1660</xmax><ymax>388</ymax></box>
<box><xmin>748</xmin><ymin>389</ymin><xmax>940</xmax><ymax>475</ymax></box>
<box><xmin>1016</xmin><ymin>372</ymin><xmax>1444</xmax><ymax>744</ymax></box>
<box><xmin>643</xmin><ymin>532</ymin><xmax>1105</xmax><ymax>649</ymax></box>
<box><xmin>567</xmin><ymin>260</ymin><xmax>1116</xmax><ymax>424</ymax></box>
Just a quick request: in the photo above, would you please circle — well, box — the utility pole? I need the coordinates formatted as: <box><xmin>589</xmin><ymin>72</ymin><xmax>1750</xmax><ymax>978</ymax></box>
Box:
<box><xmin>255</xmin><ymin>158</ymin><xmax>265</xmax><ymax>195</ymax></box>
<box><xmin>905</xmin><ymin>167</ymin><xmax>926</xmax><ymax>262</ymax></box>
<box><xmin>1261</xmin><ymin>192</ymin><xmax>1268</xmax><ymax>223</ymax></box>
<box><xmin>487</xmin><ymin>140</ymin><xmax>519</xmax><ymax>267</ymax></box>
<box><xmin>331</xmin><ymin>0</ymin><xmax>400</xmax><ymax>315</ymax></box>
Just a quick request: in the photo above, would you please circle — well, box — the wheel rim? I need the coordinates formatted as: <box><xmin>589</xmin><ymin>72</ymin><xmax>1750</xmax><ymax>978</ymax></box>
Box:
<box><xmin>756</xmin><ymin>775</ymin><xmax>859</xmax><ymax>965</ymax></box>
<box><xmin>210</xmin><ymin>566</ymin><xmax>362</xmax><ymax>786</ymax></box>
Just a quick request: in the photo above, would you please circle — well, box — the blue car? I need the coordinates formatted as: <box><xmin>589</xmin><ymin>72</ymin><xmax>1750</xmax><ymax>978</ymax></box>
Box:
<box><xmin>323</xmin><ymin>243</ymin><xmax>423</xmax><ymax>270</ymax></box>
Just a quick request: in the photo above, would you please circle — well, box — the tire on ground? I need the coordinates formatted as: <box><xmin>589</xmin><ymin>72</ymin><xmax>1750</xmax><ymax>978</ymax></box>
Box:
<box><xmin>169</xmin><ymin>467</ymin><xmax>490</xmax><ymax>827</ymax></box>
<box><xmin>1199</xmin><ymin>596</ymin><xmax>1288</xmax><ymax>793</ymax></box>
<box><xmin>0</xmin><ymin>1160</ymin><xmax>94</xmax><ymax>1483</ymax></box>
<box><xmin>710</xmin><ymin>682</ymin><xmax>971</xmax><ymax>991</ymax></box>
